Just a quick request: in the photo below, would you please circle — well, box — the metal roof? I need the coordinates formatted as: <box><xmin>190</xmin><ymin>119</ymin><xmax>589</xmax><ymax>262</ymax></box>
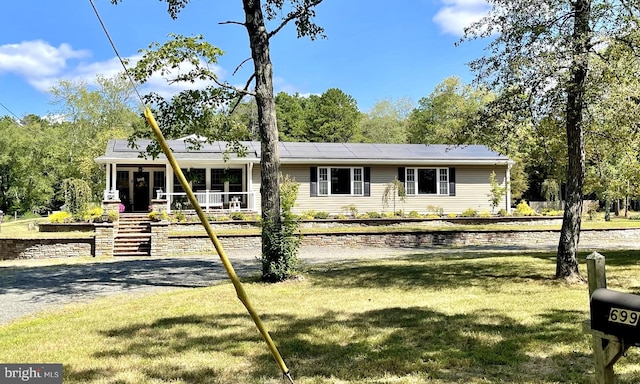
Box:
<box><xmin>95</xmin><ymin>139</ymin><xmax>511</xmax><ymax>165</ymax></box>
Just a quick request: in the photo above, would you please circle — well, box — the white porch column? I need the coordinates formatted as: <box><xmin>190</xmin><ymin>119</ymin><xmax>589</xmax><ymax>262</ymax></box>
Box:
<box><xmin>506</xmin><ymin>162</ymin><xmax>513</xmax><ymax>214</ymax></box>
<box><xmin>165</xmin><ymin>163</ymin><xmax>173</xmax><ymax>212</ymax></box>
<box><xmin>111</xmin><ymin>162</ymin><xmax>117</xmax><ymax>191</ymax></box>
<box><xmin>105</xmin><ymin>163</ymin><xmax>111</xmax><ymax>195</ymax></box>
<box><xmin>248</xmin><ymin>163</ymin><xmax>254</xmax><ymax>211</ymax></box>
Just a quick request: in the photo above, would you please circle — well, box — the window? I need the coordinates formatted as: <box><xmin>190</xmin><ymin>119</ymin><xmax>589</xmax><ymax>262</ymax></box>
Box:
<box><xmin>405</xmin><ymin>167</ymin><xmax>449</xmax><ymax>195</ymax></box>
<box><xmin>153</xmin><ymin>171</ymin><xmax>165</xmax><ymax>196</ymax></box>
<box><xmin>315</xmin><ymin>167</ymin><xmax>365</xmax><ymax>196</ymax></box>
<box><xmin>174</xmin><ymin>168</ymin><xmax>205</xmax><ymax>193</ymax></box>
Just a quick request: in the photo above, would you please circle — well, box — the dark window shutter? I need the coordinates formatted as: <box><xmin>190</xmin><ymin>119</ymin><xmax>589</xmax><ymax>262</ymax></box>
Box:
<box><xmin>449</xmin><ymin>167</ymin><xmax>456</xmax><ymax>196</ymax></box>
<box><xmin>364</xmin><ymin>167</ymin><xmax>371</xmax><ymax>196</ymax></box>
<box><xmin>398</xmin><ymin>167</ymin><xmax>405</xmax><ymax>183</ymax></box>
<box><xmin>310</xmin><ymin>167</ymin><xmax>317</xmax><ymax>197</ymax></box>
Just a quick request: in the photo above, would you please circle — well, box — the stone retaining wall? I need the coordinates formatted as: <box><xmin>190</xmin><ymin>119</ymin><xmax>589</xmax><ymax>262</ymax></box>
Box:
<box><xmin>2</xmin><ymin>226</ymin><xmax>638</xmax><ymax>260</ymax></box>
<box><xmin>0</xmin><ymin>238</ymin><xmax>94</xmax><ymax>260</ymax></box>
<box><xmin>166</xmin><ymin>228</ymin><xmax>640</xmax><ymax>255</ymax></box>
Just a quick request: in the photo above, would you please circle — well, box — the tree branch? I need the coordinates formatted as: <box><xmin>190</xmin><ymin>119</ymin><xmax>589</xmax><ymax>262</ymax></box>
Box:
<box><xmin>219</xmin><ymin>20</ymin><xmax>246</xmax><ymax>26</ymax></box>
<box><xmin>267</xmin><ymin>0</ymin><xmax>324</xmax><ymax>39</ymax></box>
<box><xmin>233</xmin><ymin>57</ymin><xmax>253</xmax><ymax>76</ymax></box>
<box><xmin>212</xmin><ymin>76</ymin><xmax>256</xmax><ymax>97</ymax></box>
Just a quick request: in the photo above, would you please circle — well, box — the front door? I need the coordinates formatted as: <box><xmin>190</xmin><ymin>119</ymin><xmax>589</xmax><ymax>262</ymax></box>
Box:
<box><xmin>133</xmin><ymin>172</ymin><xmax>150</xmax><ymax>211</ymax></box>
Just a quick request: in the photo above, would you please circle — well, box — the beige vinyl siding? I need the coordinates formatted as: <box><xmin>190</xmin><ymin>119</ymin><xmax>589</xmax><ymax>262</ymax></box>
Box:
<box><xmin>401</xmin><ymin>165</ymin><xmax>509</xmax><ymax>214</ymax></box>
<box><xmin>249</xmin><ymin>164</ymin><xmax>509</xmax><ymax>215</ymax></box>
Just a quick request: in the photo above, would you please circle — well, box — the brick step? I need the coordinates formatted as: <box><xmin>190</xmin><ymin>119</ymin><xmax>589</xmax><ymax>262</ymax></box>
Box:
<box><xmin>113</xmin><ymin>243</ymin><xmax>151</xmax><ymax>256</ymax></box>
<box><xmin>113</xmin><ymin>251</ymin><xmax>151</xmax><ymax>257</ymax></box>
<box><xmin>117</xmin><ymin>226</ymin><xmax>150</xmax><ymax>234</ymax></box>
<box><xmin>114</xmin><ymin>214</ymin><xmax>153</xmax><ymax>256</ymax></box>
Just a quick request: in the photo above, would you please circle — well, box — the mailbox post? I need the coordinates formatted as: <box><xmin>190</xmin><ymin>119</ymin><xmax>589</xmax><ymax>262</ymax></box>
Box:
<box><xmin>585</xmin><ymin>252</ymin><xmax>631</xmax><ymax>384</ymax></box>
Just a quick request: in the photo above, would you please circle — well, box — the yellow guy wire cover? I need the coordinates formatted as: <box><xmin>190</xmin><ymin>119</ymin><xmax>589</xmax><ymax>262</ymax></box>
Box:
<box><xmin>143</xmin><ymin>108</ymin><xmax>294</xmax><ymax>383</ymax></box>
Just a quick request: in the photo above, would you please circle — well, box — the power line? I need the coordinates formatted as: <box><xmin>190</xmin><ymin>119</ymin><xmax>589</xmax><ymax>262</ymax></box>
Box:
<box><xmin>0</xmin><ymin>101</ymin><xmax>23</xmax><ymax>124</ymax></box>
<box><xmin>87</xmin><ymin>0</ymin><xmax>145</xmax><ymax>106</ymax></box>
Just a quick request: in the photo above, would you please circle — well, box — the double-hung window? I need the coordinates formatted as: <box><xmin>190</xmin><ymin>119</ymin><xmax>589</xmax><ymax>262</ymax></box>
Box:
<box><xmin>316</xmin><ymin>167</ymin><xmax>364</xmax><ymax>196</ymax></box>
<box><xmin>404</xmin><ymin>167</ymin><xmax>449</xmax><ymax>195</ymax></box>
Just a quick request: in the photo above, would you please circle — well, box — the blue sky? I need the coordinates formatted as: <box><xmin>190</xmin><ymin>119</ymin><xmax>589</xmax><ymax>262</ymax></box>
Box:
<box><xmin>0</xmin><ymin>0</ymin><xmax>491</xmax><ymax>119</ymax></box>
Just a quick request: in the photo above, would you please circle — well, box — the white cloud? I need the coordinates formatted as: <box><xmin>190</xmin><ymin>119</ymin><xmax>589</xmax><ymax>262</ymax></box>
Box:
<box><xmin>0</xmin><ymin>40</ymin><xmax>89</xmax><ymax>79</ymax></box>
<box><xmin>433</xmin><ymin>0</ymin><xmax>491</xmax><ymax>36</ymax></box>
<box><xmin>0</xmin><ymin>40</ymin><xmax>228</xmax><ymax>100</ymax></box>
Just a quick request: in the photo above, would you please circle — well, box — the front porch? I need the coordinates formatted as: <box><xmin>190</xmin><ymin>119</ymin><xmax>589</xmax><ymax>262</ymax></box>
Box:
<box><xmin>100</xmin><ymin>162</ymin><xmax>258</xmax><ymax>214</ymax></box>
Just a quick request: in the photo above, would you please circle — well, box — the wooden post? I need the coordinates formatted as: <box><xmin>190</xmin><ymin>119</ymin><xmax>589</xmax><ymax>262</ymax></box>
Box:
<box><xmin>586</xmin><ymin>252</ymin><xmax>627</xmax><ymax>384</ymax></box>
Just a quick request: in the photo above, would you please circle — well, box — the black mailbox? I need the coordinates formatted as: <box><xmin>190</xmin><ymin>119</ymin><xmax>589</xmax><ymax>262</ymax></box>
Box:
<box><xmin>591</xmin><ymin>288</ymin><xmax>640</xmax><ymax>345</ymax></box>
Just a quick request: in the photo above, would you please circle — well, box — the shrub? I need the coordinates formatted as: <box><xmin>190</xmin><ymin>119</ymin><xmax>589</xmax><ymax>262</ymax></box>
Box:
<box><xmin>629</xmin><ymin>214</ymin><xmax>640</xmax><ymax>221</ymax></box>
<box><xmin>313</xmin><ymin>211</ymin><xmax>330</xmax><ymax>219</ymax></box>
<box><xmin>174</xmin><ymin>211</ymin><xmax>186</xmax><ymax>222</ymax></box>
<box><xmin>216</xmin><ymin>215</ymin><xmax>231</xmax><ymax>221</ymax></box>
<box><xmin>336</xmin><ymin>214</ymin><xmax>349</xmax><ymax>219</ymax></box>
<box><xmin>261</xmin><ymin>173</ymin><xmax>301</xmax><ymax>282</ymax></box>
<box><xmin>341</xmin><ymin>204</ymin><xmax>358</xmax><ymax>218</ymax></box>
<box><xmin>83</xmin><ymin>207</ymin><xmax>104</xmax><ymax>222</ymax></box>
<box><xmin>148</xmin><ymin>211</ymin><xmax>168</xmax><ymax>221</ymax></box>
<box><xmin>542</xmin><ymin>208</ymin><xmax>564</xmax><ymax>216</ymax></box>
<box><xmin>107</xmin><ymin>211</ymin><xmax>119</xmax><ymax>222</ymax></box>
<box><xmin>230</xmin><ymin>212</ymin><xmax>246</xmax><ymax>221</ymax></box>
<box><xmin>300</xmin><ymin>210</ymin><xmax>315</xmax><ymax>220</ymax></box>
<box><xmin>497</xmin><ymin>208</ymin><xmax>509</xmax><ymax>217</ymax></box>
<box><xmin>479</xmin><ymin>211</ymin><xmax>493</xmax><ymax>218</ymax></box>
<box><xmin>460</xmin><ymin>208</ymin><xmax>479</xmax><ymax>217</ymax></box>
<box><xmin>586</xmin><ymin>201</ymin><xmax>600</xmax><ymax>221</ymax></box>
<box><xmin>61</xmin><ymin>178</ymin><xmax>91</xmax><ymax>215</ymax></box>
<box><xmin>426</xmin><ymin>214</ymin><xmax>440</xmax><ymax>219</ymax></box>
<box><xmin>366</xmin><ymin>211</ymin><xmax>382</xmax><ymax>219</ymax></box>
<box><xmin>515</xmin><ymin>200</ymin><xmax>537</xmax><ymax>216</ymax></box>
<box><xmin>447</xmin><ymin>213</ymin><xmax>457</xmax><ymax>218</ymax></box>
<box><xmin>49</xmin><ymin>211</ymin><xmax>72</xmax><ymax>223</ymax></box>
<box><xmin>382</xmin><ymin>212</ymin><xmax>395</xmax><ymax>218</ymax></box>
<box><xmin>426</xmin><ymin>205</ymin><xmax>444</xmax><ymax>216</ymax></box>
<box><xmin>408</xmin><ymin>210</ymin><xmax>422</xmax><ymax>218</ymax></box>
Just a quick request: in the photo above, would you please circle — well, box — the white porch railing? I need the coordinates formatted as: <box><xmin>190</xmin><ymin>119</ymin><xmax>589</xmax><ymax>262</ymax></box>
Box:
<box><xmin>156</xmin><ymin>191</ymin><xmax>256</xmax><ymax>213</ymax></box>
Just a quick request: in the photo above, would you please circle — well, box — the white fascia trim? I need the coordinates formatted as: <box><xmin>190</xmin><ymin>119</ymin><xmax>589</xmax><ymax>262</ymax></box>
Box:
<box><xmin>280</xmin><ymin>158</ymin><xmax>512</xmax><ymax>166</ymax></box>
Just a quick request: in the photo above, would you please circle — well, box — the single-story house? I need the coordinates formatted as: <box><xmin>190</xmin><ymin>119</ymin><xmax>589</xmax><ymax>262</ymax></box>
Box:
<box><xmin>95</xmin><ymin>139</ymin><xmax>514</xmax><ymax>215</ymax></box>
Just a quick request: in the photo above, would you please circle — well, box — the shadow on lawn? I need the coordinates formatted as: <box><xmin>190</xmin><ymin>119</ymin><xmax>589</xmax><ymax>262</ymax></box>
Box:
<box><xmin>309</xmin><ymin>252</ymin><xmax>557</xmax><ymax>291</ymax></box>
<box><xmin>59</xmin><ymin>249</ymin><xmax>640</xmax><ymax>383</ymax></box>
<box><xmin>63</xmin><ymin>307</ymin><xmax>600</xmax><ymax>383</ymax></box>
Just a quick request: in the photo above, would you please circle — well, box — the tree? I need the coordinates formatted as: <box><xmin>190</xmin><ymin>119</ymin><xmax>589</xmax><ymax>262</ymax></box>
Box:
<box><xmin>359</xmin><ymin>97</ymin><xmax>411</xmax><ymax>143</ymax></box>
<box><xmin>488</xmin><ymin>171</ymin><xmax>507</xmax><ymax>213</ymax></box>
<box><xmin>0</xmin><ymin>116</ymin><xmax>55</xmax><ymax>214</ymax></box>
<box><xmin>111</xmin><ymin>0</ymin><xmax>325</xmax><ymax>282</ymax></box>
<box><xmin>408</xmin><ymin>77</ymin><xmax>492</xmax><ymax>144</ymax></box>
<box><xmin>463</xmin><ymin>0</ymin><xmax>640</xmax><ymax>281</ymax></box>
<box><xmin>305</xmin><ymin>88</ymin><xmax>361</xmax><ymax>142</ymax></box>
<box><xmin>275</xmin><ymin>92</ymin><xmax>307</xmax><ymax>141</ymax></box>
<box><xmin>49</xmin><ymin>76</ymin><xmax>139</xmax><ymax>196</ymax></box>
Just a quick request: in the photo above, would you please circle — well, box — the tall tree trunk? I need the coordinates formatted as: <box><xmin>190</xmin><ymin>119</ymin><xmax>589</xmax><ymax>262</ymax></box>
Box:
<box><xmin>556</xmin><ymin>0</ymin><xmax>590</xmax><ymax>281</ymax></box>
<box><xmin>242</xmin><ymin>0</ymin><xmax>283</xmax><ymax>276</ymax></box>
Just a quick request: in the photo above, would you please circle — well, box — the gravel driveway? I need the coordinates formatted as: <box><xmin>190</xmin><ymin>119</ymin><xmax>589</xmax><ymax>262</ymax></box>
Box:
<box><xmin>0</xmin><ymin>246</ymin><xmax>416</xmax><ymax>325</ymax></box>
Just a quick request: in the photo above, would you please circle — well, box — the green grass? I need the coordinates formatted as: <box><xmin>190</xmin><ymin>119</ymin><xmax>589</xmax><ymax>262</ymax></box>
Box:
<box><xmin>3</xmin><ymin>249</ymin><xmax>640</xmax><ymax>383</ymax></box>
<box><xmin>0</xmin><ymin>217</ymin><xmax>93</xmax><ymax>239</ymax></box>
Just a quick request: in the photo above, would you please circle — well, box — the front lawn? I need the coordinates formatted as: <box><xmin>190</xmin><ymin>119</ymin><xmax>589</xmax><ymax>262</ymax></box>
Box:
<box><xmin>2</xmin><ymin>249</ymin><xmax>640</xmax><ymax>383</ymax></box>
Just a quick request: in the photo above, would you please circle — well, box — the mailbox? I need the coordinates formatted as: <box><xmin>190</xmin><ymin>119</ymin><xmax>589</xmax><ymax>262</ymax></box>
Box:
<box><xmin>591</xmin><ymin>288</ymin><xmax>640</xmax><ymax>345</ymax></box>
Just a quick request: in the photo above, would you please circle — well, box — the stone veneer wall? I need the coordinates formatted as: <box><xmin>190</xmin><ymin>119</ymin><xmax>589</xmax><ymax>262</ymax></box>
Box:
<box><xmin>166</xmin><ymin>228</ymin><xmax>640</xmax><ymax>255</ymax></box>
<box><xmin>2</xmin><ymin>225</ymin><xmax>639</xmax><ymax>260</ymax></box>
<box><xmin>94</xmin><ymin>223</ymin><xmax>115</xmax><ymax>258</ymax></box>
<box><xmin>0</xmin><ymin>238</ymin><xmax>93</xmax><ymax>260</ymax></box>
<box><xmin>150</xmin><ymin>221</ymin><xmax>170</xmax><ymax>257</ymax></box>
